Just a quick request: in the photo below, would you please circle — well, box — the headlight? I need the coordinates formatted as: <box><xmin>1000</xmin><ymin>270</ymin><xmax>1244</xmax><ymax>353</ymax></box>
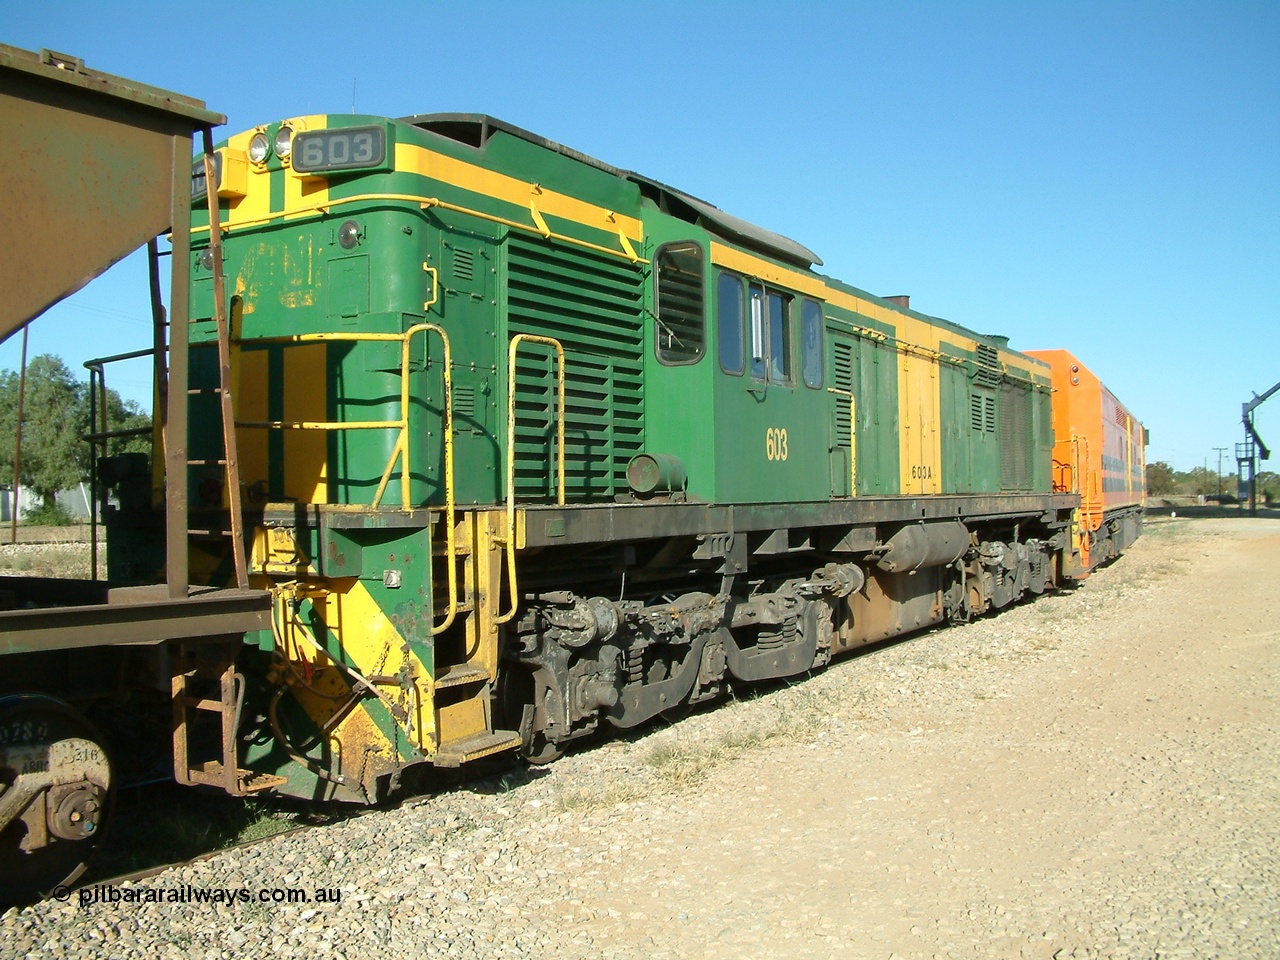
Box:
<box><xmin>248</xmin><ymin>132</ymin><xmax>270</xmax><ymax>164</ymax></box>
<box><xmin>274</xmin><ymin>125</ymin><xmax>294</xmax><ymax>159</ymax></box>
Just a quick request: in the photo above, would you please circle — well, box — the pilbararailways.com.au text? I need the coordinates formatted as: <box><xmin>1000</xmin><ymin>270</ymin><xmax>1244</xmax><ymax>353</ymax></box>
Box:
<box><xmin>70</xmin><ymin>884</ymin><xmax>341</xmax><ymax>907</ymax></box>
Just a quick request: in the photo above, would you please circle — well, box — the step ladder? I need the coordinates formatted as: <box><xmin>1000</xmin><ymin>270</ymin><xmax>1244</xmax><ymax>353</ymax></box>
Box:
<box><xmin>189</xmin><ymin>130</ymin><xmax>248</xmax><ymax>590</ymax></box>
<box><xmin>430</xmin><ymin>511</ymin><xmax>520</xmax><ymax>767</ymax></box>
<box><xmin>171</xmin><ymin>639</ymin><xmax>287</xmax><ymax>795</ymax></box>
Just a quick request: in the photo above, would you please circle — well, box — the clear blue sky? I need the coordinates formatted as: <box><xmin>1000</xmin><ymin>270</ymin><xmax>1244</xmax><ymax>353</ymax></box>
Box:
<box><xmin>4</xmin><ymin>1</ymin><xmax>1278</xmax><ymax>474</ymax></box>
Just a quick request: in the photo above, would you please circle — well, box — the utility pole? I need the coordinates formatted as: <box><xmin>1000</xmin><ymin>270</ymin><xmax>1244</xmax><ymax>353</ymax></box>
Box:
<box><xmin>1213</xmin><ymin>447</ymin><xmax>1228</xmax><ymax>498</ymax></box>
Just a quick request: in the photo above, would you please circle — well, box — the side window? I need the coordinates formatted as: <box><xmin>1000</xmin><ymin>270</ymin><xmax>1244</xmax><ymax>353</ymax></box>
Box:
<box><xmin>655</xmin><ymin>241</ymin><xmax>705</xmax><ymax>365</ymax></box>
<box><xmin>801</xmin><ymin>299</ymin><xmax>823</xmax><ymax>388</ymax></box>
<box><xmin>717</xmin><ymin>271</ymin><xmax>745</xmax><ymax>375</ymax></box>
<box><xmin>767</xmin><ymin>289</ymin><xmax>793</xmax><ymax>383</ymax></box>
<box><xmin>748</xmin><ymin>283</ymin><xmax>794</xmax><ymax>384</ymax></box>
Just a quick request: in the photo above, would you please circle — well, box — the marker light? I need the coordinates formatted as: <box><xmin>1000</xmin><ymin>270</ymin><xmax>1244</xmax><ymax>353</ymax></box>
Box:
<box><xmin>338</xmin><ymin>220</ymin><xmax>361</xmax><ymax>249</ymax></box>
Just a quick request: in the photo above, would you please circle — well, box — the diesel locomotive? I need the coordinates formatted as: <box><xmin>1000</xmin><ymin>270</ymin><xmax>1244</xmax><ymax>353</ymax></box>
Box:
<box><xmin>153</xmin><ymin>110</ymin><xmax>1146</xmax><ymax>791</ymax></box>
<box><xmin>2</xmin><ymin>93</ymin><xmax>1146</xmax><ymax>900</ymax></box>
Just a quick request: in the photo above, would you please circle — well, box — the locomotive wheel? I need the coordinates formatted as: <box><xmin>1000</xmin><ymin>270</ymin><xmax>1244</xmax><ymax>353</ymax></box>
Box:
<box><xmin>518</xmin><ymin>706</ymin><xmax>564</xmax><ymax>766</ymax></box>
<box><xmin>0</xmin><ymin>695</ymin><xmax>113</xmax><ymax>906</ymax></box>
<box><xmin>495</xmin><ymin>668</ymin><xmax>563</xmax><ymax>765</ymax></box>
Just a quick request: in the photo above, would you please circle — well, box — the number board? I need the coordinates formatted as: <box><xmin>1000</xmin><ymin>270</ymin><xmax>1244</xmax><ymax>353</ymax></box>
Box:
<box><xmin>292</xmin><ymin>126</ymin><xmax>388</xmax><ymax>173</ymax></box>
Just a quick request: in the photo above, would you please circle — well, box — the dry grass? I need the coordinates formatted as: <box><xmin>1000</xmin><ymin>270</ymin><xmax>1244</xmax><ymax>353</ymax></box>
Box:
<box><xmin>0</xmin><ymin>543</ymin><xmax>101</xmax><ymax>579</ymax></box>
<box><xmin>643</xmin><ymin>688</ymin><xmax>827</xmax><ymax>787</ymax></box>
<box><xmin>548</xmin><ymin>687</ymin><xmax>829</xmax><ymax>813</ymax></box>
<box><xmin>552</xmin><ymin>781</ymin><xmax>648</xmax><ymax>814</ymax></box>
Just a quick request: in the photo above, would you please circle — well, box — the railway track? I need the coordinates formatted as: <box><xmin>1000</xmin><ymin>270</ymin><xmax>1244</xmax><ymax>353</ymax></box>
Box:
<box><xmin>59</xmin><ymin>751</ymin><xmax>526</xmax><ymax>906</ymax></box>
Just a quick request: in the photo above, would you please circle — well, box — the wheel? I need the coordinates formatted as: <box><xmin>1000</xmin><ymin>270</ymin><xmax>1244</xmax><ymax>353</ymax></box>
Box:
<box><xmin>518</xmin><ymin>704</ymin><xmax>564</xmax><ymax>766</ymax></box>
<box><xmin>495</xmin><ymin>667</ymin><xmax>563</xmax><ymax>765</ymax></box>
<box><xmin>0</xmin><ymin>695</ymin><xmax>113</xmax><ymax>906</ymax></box>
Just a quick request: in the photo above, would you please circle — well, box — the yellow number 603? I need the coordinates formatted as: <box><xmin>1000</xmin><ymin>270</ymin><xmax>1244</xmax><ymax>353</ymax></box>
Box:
<box><xmin>766</xmin><ymin>427</ymin><xmax>789</xmax><ymax>462</ymax></box>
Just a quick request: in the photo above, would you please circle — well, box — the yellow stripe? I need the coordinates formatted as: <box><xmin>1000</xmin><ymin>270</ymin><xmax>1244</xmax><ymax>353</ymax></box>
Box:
<box><xmin>236</xmin><ymin>348</ymin><xmax>270</xmax><ymax>492</ymax></box>
<box><xmin>283</xmin><ymin>115</ymin><xmax>329</xmax><ymax>221</ymax></box>
<box><xmin>282</xmin><ymin>343</ymin><xmax>328</xmax><ymax>503</ymax></box>
<box><xmin>308</xmin><ymin>579</ymin><xmax>436</xmax><ymax>753</ymax></box>
<box><xmin>395</xmin><ymin>142</ymin><xmax>644</xmax><ymax>242</ymax></box>
<box><xmin>898</xmin><ymin>349</ymin><xmax>942</xmax><ymax>494</ymax></box>
<box><xmin>709</xmin><ymin>241</ymin><xmax>1047</xmax><ymax>375</ymax></box>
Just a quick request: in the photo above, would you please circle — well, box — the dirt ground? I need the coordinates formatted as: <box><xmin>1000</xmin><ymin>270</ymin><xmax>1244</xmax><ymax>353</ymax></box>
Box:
<box><xmin>554</xmin><ymin>516</ymin><xmax>1280</xmax><ymax>959</ymax></box>
<box><xmin>3</xmin><ymin>517</ymin><xmax>1276</xmax><ymax>960</ymax></box>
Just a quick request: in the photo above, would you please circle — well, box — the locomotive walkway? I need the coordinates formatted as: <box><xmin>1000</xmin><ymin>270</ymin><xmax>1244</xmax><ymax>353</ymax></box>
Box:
<box><xmin>2</xmin><ymin>516</ymin><xmax>1277</xmax><ymax>959</ymax></box>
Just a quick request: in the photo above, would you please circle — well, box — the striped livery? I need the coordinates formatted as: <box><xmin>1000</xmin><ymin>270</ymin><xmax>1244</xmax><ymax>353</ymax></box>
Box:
<box><xmin>104</xmin><ymin>113</ymin><xmax>1143</xmax><ymax>798</ymax></box>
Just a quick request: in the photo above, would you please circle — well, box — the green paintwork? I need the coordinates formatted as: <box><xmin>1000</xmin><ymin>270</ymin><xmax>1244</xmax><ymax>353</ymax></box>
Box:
<box><xmin>177</xmin><ymin>107</ymin><xmax>1059</xmax><ymax>542</ymax></box>
<box><xmin>109</xmin><ymin>112</ymin><xmax>1065</xmax><ymax>792</ymax></box>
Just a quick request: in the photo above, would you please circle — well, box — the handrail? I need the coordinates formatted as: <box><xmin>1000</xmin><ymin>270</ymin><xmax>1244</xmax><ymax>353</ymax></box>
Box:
<box><xmin>189</xmin><ymin>191</ymin><xmax>649</xmax><ymax>266</ymax></box>
<box><xmin>497</xmin><ymin>334</ymin><xmax>566</xmax><ymax>625</ymax></box>
<box><xmin>83</xmin><ymin>347</ymin><xmax>160</xmax><ymax>581</ymax></box>
<box><xmin>241</xmin><ymin>323</ymin><xmax>459</xmax><ymax>634</ymax></box>
<box><xmin>1069</xmin><ymin>433</ymin><xmax>1094</xmax><ymax>567</ymax></box>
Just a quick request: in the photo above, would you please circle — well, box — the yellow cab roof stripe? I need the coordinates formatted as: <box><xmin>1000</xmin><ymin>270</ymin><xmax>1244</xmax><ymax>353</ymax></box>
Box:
<box><xmin>395</xmin><ymin>142</ymin><xmax>644</xmax><ymax>243</ymax></box>
<box><xmin>198</xmin><ymin>121</ymin><xmax>644</xmax><ymax>248</ymax></box>
<box><xmin>709</xmin><ymin>240</ymin><xmax>1046</xmax><ymax>374</ymax></box>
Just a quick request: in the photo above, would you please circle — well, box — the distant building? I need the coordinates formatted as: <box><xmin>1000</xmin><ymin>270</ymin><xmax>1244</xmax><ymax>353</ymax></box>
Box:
<box><xmin>0</xmin><ymin>484</ymin><xmax>93</xmax><ymax>522</ymax></box>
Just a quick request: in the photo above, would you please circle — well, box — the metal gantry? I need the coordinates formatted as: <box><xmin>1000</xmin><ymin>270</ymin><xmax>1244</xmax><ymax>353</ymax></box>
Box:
<box><xmin>1238</xmin><ymin>379</ymin><xmax>1280</xmax><ymax>514</ymax></box>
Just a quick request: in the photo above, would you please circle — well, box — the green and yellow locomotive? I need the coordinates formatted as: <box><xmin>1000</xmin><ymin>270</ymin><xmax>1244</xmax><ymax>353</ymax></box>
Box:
<box><xmin>106</xmin><ymin>112</ymin><xmax>1108</xmax><ymax>803</ymax></box>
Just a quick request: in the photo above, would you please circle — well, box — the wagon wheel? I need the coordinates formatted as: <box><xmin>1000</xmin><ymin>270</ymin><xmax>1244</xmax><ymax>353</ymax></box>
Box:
<box><xmin>0</xmin><ymin>695</ymin><xmax>114</xmax><ymax>906</ymax></box>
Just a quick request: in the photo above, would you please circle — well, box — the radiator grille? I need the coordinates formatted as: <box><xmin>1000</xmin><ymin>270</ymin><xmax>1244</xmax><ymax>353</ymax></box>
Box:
<box><xmin>507</xmin><ymin>235</ymin><xmax>645</xmax><ymax>501</ymax></box>
<box><xmin>999</xmin><ymin>380</ymin><xmax>1032</xmax><ymax>490</ymax></box>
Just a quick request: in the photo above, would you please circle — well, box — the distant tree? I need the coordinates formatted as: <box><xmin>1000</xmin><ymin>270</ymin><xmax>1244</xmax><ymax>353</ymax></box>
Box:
<box><xmin>1257</xmin><ymin>471</ymin><xmax>1280</xmax><ymax>504</ymax></box>
<box><xmin>0</xmin><ymin>353</ymin><xmax>151</xmax><ymax>511</ymax></box>
<box><xmin>1146</xmin><ymin>461</ymin><xmax>1175</xmax><ymax>496</ymax></box>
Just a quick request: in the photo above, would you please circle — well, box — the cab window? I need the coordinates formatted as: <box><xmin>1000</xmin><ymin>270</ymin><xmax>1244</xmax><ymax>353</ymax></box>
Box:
<box><xmin>801</xmin><ymin>298</ymin><xmax>824</xmax><ymax>388</ymax></box>
<box><xmin>655</xmin><ymin>241</ymin><xmax>705</xmax><ymax>365</ymax></box>
<box><xmin>718</xmin><ymin>270</ymin><xmax>745</xmax><ymax>375</ymax></box>
<box><xmin>749</xmin><ymin>284</ymin><xmax>793</xmax><ymax>383</ymax></box>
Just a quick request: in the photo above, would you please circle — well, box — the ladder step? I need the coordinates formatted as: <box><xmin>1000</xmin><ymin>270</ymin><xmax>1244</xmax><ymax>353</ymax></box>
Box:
<box><xmin>188</xmin><ymin>528</ymin><xmax>231</xmax><ymax>538</ymax></box>
<box><xmin>180</xmin><ymin>696</ymin><xmax>226</xmax><ymax>712</ymax></box>
<box><xmin>432</xmin><ymin>543</ymin><xmax>472</xmax><ymax>558</ymax></box>
<box><xmin>187</xmin><ymin>459</ymin><xmax>228</xmax><ymax>466</ymax></box>
<box><xmin>188</xmin><ymin>762</ymin><xmax>288</xmax><ymax>794</ymax></box>
<box><xmin>431</xmin><ymin>600</ymin><xmax>475</xmax><ymax>615</ymax></box>
<box><xmin>433</xmin><ymin>730</ymin><xmax>521</xmax><ymax>768</ymax></box>
<box><xmin>433</xmin><ymin>664</ymin><xmax>490</xmax><ymax>689</ymax></box>
<box><xmin>188</xmin><ymin>387</ymin><xmax>225</xmax><ymax>396</ymax></box>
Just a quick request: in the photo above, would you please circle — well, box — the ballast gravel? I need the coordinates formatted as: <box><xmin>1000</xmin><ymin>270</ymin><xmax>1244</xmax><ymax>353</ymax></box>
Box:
<box><xmin>3</xmin><ymin>516</ymin><xmax>1278</xmax><ymax>960</ymax></box>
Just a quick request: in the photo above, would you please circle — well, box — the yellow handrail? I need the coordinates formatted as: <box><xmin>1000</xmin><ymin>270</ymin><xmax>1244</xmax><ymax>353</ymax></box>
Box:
<box><xmin>239</xmin><ymin>323</ymin><xmax>459</xmax><ymax>634</ymax></box>
<box><xmin>496</xmin><ymin>334</ymin><xmax>566</xmax><ymax>625</ymax></box>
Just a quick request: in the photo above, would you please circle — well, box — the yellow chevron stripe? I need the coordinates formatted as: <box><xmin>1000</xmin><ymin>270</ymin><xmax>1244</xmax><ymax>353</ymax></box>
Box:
<box><xmin>395</xmin><ymin>142</ymin><xmax>644</xmax><ymax>243</ymax></box>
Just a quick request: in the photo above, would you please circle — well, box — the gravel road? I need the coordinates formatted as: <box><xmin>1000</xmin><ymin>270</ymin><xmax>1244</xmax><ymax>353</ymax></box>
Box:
<box><xmin>3</xmin><ymin>516</ymin><xmax>1277</xmax><ymax>960</ymax></box>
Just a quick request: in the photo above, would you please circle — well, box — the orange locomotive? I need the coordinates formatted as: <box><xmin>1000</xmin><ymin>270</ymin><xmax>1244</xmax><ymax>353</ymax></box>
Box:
<box><xmin>1028</xmin><ymin>350</ymin><xmax>1146</xmax><ymax>576</ymax></box>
